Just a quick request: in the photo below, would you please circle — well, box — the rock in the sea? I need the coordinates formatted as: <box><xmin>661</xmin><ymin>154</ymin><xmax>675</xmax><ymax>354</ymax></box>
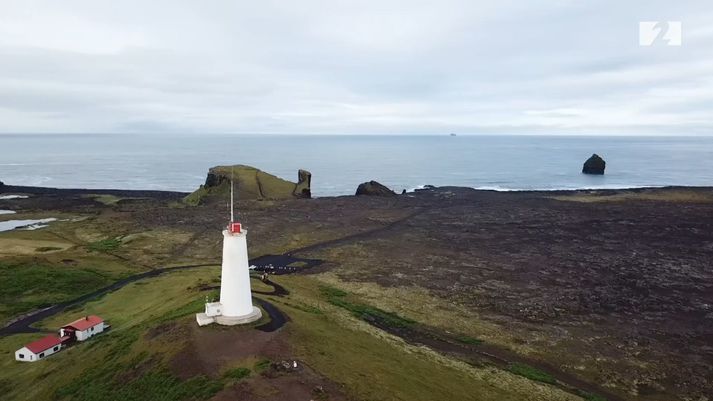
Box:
<box><xmin>415</xmin><ymin>185</ymin><xmax>437</xmax><ymax>192</ymax></box>
<box><xmin>355</xmin><ymin>181</ymin><xmax>396</xmax><ymax>196</ymax></box>
<box><xmin>582</xmin><ymin>154</ymin><xmax>606</xmax><ymax>175</ymax></box>
<box><xmin>185</xmin><ymin>165</ymin><xmax>311</xmax><ymax>205</ymax></box>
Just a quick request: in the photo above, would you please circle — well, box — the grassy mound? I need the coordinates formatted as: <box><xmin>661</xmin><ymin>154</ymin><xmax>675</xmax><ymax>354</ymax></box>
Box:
<box><xmin>184</xmin><ymin>165</ymin><xmax>310</xmax><ymax>205</ymax></box>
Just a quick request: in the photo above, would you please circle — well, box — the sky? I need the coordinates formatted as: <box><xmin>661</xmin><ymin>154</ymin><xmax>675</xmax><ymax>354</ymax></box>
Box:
<box><xmin>0</xmin><ymin>0</ymin><xmax>711</xmax><ymax>135</ymax></box>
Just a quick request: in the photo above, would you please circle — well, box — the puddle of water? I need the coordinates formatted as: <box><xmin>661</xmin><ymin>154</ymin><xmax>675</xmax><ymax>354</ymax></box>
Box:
<box><xmin>0</xmin><ymin>195</ymin><xmax>29</xmax><ymax>200</ymax></box>
<box><xmin>0</xmin><ymin>218</ymin><xmax>57</xmax><ymax>232</ymax></box>
<box><xmin>0</xmin><ymin>210</ymin><xmax>16</xmax><ymax>215</ymax></box>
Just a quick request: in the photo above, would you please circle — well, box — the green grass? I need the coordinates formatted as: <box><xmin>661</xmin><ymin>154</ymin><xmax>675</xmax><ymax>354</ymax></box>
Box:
<box><xmin>0</xmin><ymin>261</ymin><xmax>112</xmax><ymax>323</ymax></box>
<box><xmin>319</xmin><ymin>285</ymin><xmax>415</xmax><ymax>328</ymax></box>
<box><xmin>319</xmin><ymin>286</ymin><xmax>347</xmax><ymax>299</ymax></box>
<box><xmin>254</xmin><ymin>358</ymin><xmax>271</xmax><ymax>372</ymax></box>
<box><xmin>222</xmin><ymin>367</ymin><xmax>251</xmax><ymax>380</ymax></box>
<box><xmin>51</xmin><ymin>289</ymin><xmax>226</xmax><ymax>401</ymax></box>
<box><xmin>507</xmin><ymin>362</ymin><xmax>557</xmax><ymax>385</ymax></box>
<box><xmin>182</xmin><ymin>187</ymin><xmax>208</xmax><ymax>206</ymax></box>
<box><xmin>87</xmin><ymin>238</ymin><xmax>122</xmax><ymax>252</ymax></box>
<box><xmin>56</xmin><ymin>352</ymin><xmax>223</xmax><ymax>401</ymax></box>
<box><xmin>51</xmin><ymin>282</ymin><xmax>225</xmax><ymax>401</ymax></box>
<box><xmin>156</xmin><ymin>294</ymin><xmax>213</xmax><ymax>324</ymax></box>
<box><xmin>455</xmin><ymin>335</ymin><xmax>484</xmax><ymax>345</ymax></box>
<box><xmin>286</xmin><ymin>278</ymin><xmax>571</xmax><ymax>401</ymax></box>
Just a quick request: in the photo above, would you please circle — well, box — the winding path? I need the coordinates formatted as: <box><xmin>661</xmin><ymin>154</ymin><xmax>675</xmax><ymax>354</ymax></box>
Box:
<box><xmin>0</xmin><ymin>263</ymin><xmax>217</xmax><ymax>336</ymax></box>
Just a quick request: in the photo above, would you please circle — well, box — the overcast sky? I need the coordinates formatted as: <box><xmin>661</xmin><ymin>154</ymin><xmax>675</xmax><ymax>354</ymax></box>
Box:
<box><xmin>0</xmin><ymin>1</ymin><xmax>711</xmax><ymax>135</ymax></box>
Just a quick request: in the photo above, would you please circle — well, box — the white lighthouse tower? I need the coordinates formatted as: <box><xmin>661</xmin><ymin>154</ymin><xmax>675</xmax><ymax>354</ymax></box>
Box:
<box><xmin>196</xmin><ymin>176</ymin><xmax>262</xmax><ymax>326</ymax></box>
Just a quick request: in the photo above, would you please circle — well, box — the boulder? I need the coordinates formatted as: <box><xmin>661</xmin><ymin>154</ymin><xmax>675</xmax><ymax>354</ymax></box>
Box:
<box><xmin>185</xmin><ymin>165</ymin><xmax>312</xmax><ymax>205</ymax></box>
<box><xmin>355</xmin><ymin>181</ymin><xmax>396</xmax><ymax>197</ymax></box>
<box><xmin>582</xmin><ymin>154</ymin><xmax>606</xmax><ymax>175</ymax></box>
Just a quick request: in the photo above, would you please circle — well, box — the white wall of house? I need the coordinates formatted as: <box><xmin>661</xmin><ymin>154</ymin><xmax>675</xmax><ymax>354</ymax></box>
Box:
<box><xmin>15</xmin><ymin>344</ymin><xmax>61</xmax><ymax>362</ymax></box>
<box><xmin>75</xmin><ymin>323</ymin><xmax>104</xmax><ymax>341</ymax></box>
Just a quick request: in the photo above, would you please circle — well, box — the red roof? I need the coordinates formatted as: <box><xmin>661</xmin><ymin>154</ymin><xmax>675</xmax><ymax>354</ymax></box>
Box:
<box><xmin>25</xmin><ymin>335</ymin><xmax>62</xmax><ymax>354</ymax></box>
<box><xmin>62</xmin><ymin>315</ymin><xmax>104</xmax><ymax>331</ymax></box>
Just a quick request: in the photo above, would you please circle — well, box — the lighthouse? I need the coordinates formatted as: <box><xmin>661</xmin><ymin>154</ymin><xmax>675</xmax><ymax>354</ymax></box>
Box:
<box><xmin>196</xmin><ymin>174</ymin><xmax>262</xmax><ymax>326</ymax></box>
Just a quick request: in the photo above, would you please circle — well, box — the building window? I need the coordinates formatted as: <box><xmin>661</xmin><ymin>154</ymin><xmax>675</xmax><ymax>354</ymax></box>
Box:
<box><xmin>53</xmin><ymin>346</ymin><xmax>59</xmax><ymax>351</ymax></box>
<box><xmin>39</xmin><ymin>352</ymin><xmax>45</xmax><ymax>358</ymax></box>
<box><xmin>91</xmin><ymin>327</ymin><xmax>94</xmax><ymax>331</ymax></box>
<box><xmin>18</xmin><ymin>354</ymin><xmax>24</xmax><ymax>359</ymax></box>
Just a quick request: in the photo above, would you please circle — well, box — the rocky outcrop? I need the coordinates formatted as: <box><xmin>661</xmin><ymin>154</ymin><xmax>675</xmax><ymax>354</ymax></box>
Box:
<box><xmin>582</xmin><ymin>154</ymin><xmax>606</xmax><ymax>175</ymax></box>
<box><xmin>297</xmin><ymin>170</ymin><xmax>311</xmax><ymax>198</ymax></box>
<box><xmin>355</xmin><ymin>181</ymin><xmax>396</xmax><ymax>197</ymax></box>
<box><xmin>415</xmin><ymin>185</ymin><xmax>437</xmax><ymax>192</ymax></box>
<box><xmin>185</xmin><ymin>165</ymin><xmax>311</xmax><ymax>205</ymax></box>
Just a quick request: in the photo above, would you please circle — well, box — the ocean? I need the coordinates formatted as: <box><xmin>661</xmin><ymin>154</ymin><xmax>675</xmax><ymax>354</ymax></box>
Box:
<box><xmin>1</xmin><ymin>134</ymin><xmax>712</xmax><ymax>197</ymax></box>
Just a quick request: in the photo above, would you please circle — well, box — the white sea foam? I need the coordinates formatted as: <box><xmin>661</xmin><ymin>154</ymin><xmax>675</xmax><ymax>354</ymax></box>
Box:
<box><xmin>0</xmin><ymin>195</ymin><xmax>29</xmax><ymax>200</ymax></box>
<box><xmin>0</xmin><ymin>210</ymin><xmax>16</xmax><ymax>215</ymax></box>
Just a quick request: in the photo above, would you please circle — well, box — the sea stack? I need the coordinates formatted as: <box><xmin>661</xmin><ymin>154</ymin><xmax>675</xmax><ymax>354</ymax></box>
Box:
<box><xmin>196</xmin><ymin>179</ymin><xmax>262</xmax><ymax>326</ymax></box>
<box><xmin>356</xmin><ymin>181</ymin><xmax>396</xmax><ymax>196</ymax></box>
<box><xmin>582</xmin><ymin>154</ymin><xmax>606</xmax><ymax>175</ymax></box>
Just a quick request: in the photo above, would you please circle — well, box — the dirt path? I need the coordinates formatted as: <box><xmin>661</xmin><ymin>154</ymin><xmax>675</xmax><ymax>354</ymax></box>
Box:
<box><xmin>285</xmin><ymin>210</ymin><xmax>423</xmax><ymax>257</ymax></box>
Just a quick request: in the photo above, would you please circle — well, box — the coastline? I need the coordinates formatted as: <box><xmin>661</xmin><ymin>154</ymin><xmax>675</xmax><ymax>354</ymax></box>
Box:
<box><xmin>3</xmin><ymin>182</ymin><xmax>713</xmax><ymax>199</ymax></box>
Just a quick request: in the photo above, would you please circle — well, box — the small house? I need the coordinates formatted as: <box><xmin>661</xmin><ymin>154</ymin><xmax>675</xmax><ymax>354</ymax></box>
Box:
<box><xmin>60</xmin><ymin>315</ymin><xmax>105</xmax><ymax>341</ymax></box>
<box><xmin>15</xmin><ymin>335</ymin><xmax>62</xmax><ymax>362</ymax></box>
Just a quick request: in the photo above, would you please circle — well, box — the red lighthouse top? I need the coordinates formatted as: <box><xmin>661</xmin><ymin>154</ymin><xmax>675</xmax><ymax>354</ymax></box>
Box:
<box><xmin>229</xmin><ymin>222</ymin><xmax>242</xmax><ymax>234</ymax></box>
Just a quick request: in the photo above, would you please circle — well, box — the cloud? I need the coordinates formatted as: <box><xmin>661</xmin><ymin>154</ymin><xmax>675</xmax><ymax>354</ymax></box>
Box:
<box><xmin>0</xmin><ymin>0</ymin><xmax>711</xmax><ymax>134</ymax></box>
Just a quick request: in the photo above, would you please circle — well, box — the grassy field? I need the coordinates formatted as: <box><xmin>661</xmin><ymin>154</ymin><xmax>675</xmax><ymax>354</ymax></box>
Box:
<box><xmin>275</xmin><ymin>275</ymin><xmax>581</xmax><ymax>401</ymax></box>
<box><xmin>552</xmin><ymin>189</ymin><xmax>713</xmax><ymax>203</ymax></box>
<box><xmin>0</xmin><ymin>262</ymin><xmax>583</xmax><ymax>401</ymax></box>
<box><xmin>0</xmin><ymin>268</ymin><xmax>217</xmax><ymax>401</ymax></box>
<box><xmin>0</xmin><ymin>243</ymin><xmax>147</xmax><ymax>323</ymax></box>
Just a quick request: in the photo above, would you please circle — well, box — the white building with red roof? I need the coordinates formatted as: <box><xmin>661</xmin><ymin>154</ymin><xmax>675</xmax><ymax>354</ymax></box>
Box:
<box><xmin>15</xmin><ymin>335</ymin><xmax>62</xmax><ymax>362</ymax></box>
<box><xmin>14</xmin><ymin>315</ymin><xmax>108</xmax><ymax>362</ymax></box>
<box><xmin>60</xmin><ymin>315</ymin><xmax>105</xmax><ymax>341</ymax></box>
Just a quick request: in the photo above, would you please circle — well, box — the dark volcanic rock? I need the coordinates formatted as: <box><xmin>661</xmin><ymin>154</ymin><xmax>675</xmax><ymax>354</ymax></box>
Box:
<box><xmin>356</xmin><ymin>181</ymin><xmax>396</xmax><ymax>196</ymax></box>
<box><xmin>582</xmin><ymin>154</ymin><xmax>606</xmax><ymax>175</ymax></box>
<box><xmin>415</xmin><ymin>185</ymin><xmax>437</xmax><ymax>192</ymax></box>
<box><xmin>297</xmin><ymin>169</ymin><xmax>312</xmax><ymax>198</ymax></box>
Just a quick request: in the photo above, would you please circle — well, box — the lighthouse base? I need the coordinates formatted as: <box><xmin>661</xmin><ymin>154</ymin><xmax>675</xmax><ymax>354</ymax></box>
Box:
<box><xmin>195</xmin><ymin>306</ymin><xmax>262</xmax><ymax>327</ymax></box>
